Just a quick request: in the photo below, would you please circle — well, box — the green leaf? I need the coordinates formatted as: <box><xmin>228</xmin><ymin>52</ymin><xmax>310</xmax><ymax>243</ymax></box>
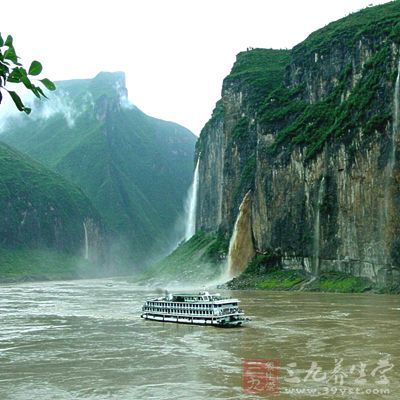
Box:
<box><xmin>8</xmin><ymin>90</ymin><xmax>25</xmax><ymax>111</ymax></box>
<box><xmin>19</xmin><ymin>67</ymin><xmax>28</xmax><ymax>77</ymax></box>
<box><xmin>5</xmin><ymin>35</ymin><xmax>13</xmax><ymax>47</ymax></box>
<box><xmin>40</xmin><ymin>78</ymin><xmax>56</xmax><ymax>91</ymax></box>
<box><xmin>28</xmin><ymin>60</ymin><xmax>42</xmax><ymax>76</ymax></box>
<box><xmin>24</xmin><ymin>107</ymin><xmax>32</xmax><ymax>115</ymax></box>
<box><xmin>7</xmin><ymin>68</ymin><xmax>23</xmax><ymax>83</ymax></box>
<box><xmin>0</xmin><ymin>34</ymin><xmax>4</xmax><ymax>47</ymax></box>
<box><xmin>4</xmin><ymin>47</ymin><xmax>18</xmax><ymax>64</ymax></box>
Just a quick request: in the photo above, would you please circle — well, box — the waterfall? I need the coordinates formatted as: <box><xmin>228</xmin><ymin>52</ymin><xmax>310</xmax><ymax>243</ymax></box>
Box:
<box><xmin>184</xmin><ymin>157</ymin><xmax>200</xmax><ymax>241</ymax></box>
<box><xmin>83</xmin><ymin>221</ymin><xmax>89</xmax><ymax>260</ymax></box>
<box><xmin>227</xmin><ymin>191</ymin><xmax>255</xmax><ymax>278</ymax></box>
<box><xmin>313</xmin><ymin>177</ymin><xmax>325</xmax><ymax>276</ymax></box>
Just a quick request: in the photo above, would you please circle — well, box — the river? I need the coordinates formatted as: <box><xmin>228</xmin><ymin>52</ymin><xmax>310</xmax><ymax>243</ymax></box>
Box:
<box><xmin>0</xmin><ymin>279</ymin><xmax>399</xmax><ymax>399</ymax></box>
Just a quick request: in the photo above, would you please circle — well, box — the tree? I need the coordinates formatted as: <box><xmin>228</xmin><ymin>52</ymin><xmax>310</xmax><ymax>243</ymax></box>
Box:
<box><xmin>0</xmin><ymin>33</ymin><xmax>56</xmax><ymax>114</ymax></box>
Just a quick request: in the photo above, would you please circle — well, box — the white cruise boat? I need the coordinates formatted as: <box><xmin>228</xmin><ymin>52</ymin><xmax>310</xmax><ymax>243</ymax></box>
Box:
<box><xmin>141</xmin><ymin>291</ymin><xmax>248</xmax><ymax>327</ymax></box>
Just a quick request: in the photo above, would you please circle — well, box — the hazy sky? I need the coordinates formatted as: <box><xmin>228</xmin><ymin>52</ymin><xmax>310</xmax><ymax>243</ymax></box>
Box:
<box><xmin>1</xmin><ymin>0</ymin><xmax>391</xmax><ymax>135</ymax></box>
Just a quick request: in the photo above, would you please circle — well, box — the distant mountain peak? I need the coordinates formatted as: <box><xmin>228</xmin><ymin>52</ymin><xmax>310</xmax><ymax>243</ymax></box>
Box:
<box><xmin>89</xmin><ymin>72</ymin><xmax>134</xmax><ymax>121</ymax></box>
<box><xmin>94</xmin><ymin>71</ymin><xmax>126</xmax><ymax>80</ymax></box>
<box><xmin>92</xmin><ymin>71</ymin><xmax>127</xmax><ymax>95</ymax></box>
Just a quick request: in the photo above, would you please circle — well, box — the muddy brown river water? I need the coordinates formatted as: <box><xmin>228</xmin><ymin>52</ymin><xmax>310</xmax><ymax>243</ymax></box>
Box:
<box><xmin>0</xmin><ymin>279</ymin><xmax>399</xmax><ymax>399</ymax></box>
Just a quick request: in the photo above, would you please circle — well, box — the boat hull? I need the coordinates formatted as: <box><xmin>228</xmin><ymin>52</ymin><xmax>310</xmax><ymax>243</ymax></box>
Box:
<box><xmin>141</xmin><ymin>313</ymin><xmax>245</xmax><ymax>327</ymax></box>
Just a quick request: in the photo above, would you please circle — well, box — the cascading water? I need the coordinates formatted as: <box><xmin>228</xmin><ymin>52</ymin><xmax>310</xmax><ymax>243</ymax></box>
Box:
<box><xmin>313</xmin><ymin>177</ymin><xmax>325</xmax><ymax>276</ymax></box>
<box><xmin>227</xmin><ymin>191</ymin><xmax>255</xmax><ymax>278</ymax></box>
<box><xmin>184</xmin><ymin>157</ymin><xmax>200</xmax><ymax>241</ymax></box>
<box><xmin>83</xmin><ymin>221</ymin><xmax>89</xmax><ymax>260</ymax></box>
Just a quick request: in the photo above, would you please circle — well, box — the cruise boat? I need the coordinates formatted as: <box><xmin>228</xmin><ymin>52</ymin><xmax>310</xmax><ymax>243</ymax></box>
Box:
<box><xmin>141</xmin><ymin>291</ymin><xmax>249</xmax><ymax>327</ymax></box>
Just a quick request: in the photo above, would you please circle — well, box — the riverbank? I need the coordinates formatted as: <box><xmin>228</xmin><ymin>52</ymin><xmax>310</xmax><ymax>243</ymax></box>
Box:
<box><xmin>221</xmin><ymin>251</ymin><xmax>400</xmax><ymax>294</ymax></box>
<box><xmin>224</xmin><ymin>267</ymin><xmax>400</xmax><ymax>294</ymax></box>
<box><xmin>0</xmin><ymin>247</ymin><xmax>103</xmax><ymax>284</ymax></box>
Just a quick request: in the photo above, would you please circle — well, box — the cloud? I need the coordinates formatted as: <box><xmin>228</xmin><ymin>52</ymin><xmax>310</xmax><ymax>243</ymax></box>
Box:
<box><xmin>0</xmin><ymin>88</ymin><xmax>95</xmax><ymax>132</ymax></box>
<box><xmin>29</xmin><ymin>90</ymin><xmax>84</xmax><ymax>128</ymax></box>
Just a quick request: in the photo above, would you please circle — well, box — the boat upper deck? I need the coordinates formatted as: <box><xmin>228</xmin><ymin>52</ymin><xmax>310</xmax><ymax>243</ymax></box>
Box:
<box><xmin>146</xmin><ymin>291</ymin><xmax>239</xmax><ymax>305</ymax></box>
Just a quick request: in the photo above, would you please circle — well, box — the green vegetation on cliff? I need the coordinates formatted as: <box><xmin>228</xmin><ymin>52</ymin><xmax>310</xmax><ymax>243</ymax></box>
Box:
<box><xmin>198</xmin><ymin>2</ymin><xmax>400</xmax><ymax>166</ymax></box>
<box><xmin>224</xmin><ymin>48</ymin><xmax>290</xmax><ymax>109</ymax></box>
<box><xmin>263</xmin><ymin>1</ymin><xmax>400</xmax><ymax>161</ymax></box>
<box><xmin>196</xmin><ymin>49</ymin><xmax>290</xmax><ymax>157</ymax></box>
<box><xmin>292</xmin><ymin>1</ymin><xmax>400</xmax><ymax>58</ymax></box>
<box><xmin>0</xmin><ymin>141</ymin><xmax>105</xmax><ymax>281</ymax></box>
<box><xmin>0</xmin><ymin>141</ymin><xmax>102</xmax><ymax>252</ymax></box>
<box><xmin>266</xmin><ymin>43</ymin><xmax>396</xmax><ymax>161</ymax></box>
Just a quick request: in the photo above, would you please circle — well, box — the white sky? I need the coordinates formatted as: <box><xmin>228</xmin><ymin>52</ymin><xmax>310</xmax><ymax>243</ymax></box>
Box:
<box><xmin>1</xmin><ymin>0</ymin><xmax>391</xmax><ymax>135</ymax></box>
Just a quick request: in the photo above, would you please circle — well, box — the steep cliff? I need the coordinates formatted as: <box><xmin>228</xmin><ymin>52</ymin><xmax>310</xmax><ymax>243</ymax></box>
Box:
<box><xmin>197</xmin><ymin>1</ymin><xmax>400</xmax><ymax>290</ymax></box>
<box><xmin>1</xmin><ymin>72</ymin><xmax>196</xmax><ymax>267</ymax></box>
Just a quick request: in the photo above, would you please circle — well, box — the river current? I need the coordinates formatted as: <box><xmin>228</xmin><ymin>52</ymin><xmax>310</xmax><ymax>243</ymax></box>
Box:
<box><xmin>0</xmin><ymin>278</ymin><xmax>399</xmax><ymax>399</ymax></box>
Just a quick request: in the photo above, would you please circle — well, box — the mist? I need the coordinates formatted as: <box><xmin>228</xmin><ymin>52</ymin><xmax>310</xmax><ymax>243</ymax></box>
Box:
<box><xmin>0</xmin><ymin>88</ymin><xmax>90</xmax><ymax>133</ymax></box>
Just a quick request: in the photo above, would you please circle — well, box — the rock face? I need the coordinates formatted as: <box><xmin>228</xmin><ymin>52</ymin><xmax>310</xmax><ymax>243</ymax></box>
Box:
<box><xmin>196</xmin><ymin>2</ymin><xmax>400</xmax><ymax>287</ymax></box>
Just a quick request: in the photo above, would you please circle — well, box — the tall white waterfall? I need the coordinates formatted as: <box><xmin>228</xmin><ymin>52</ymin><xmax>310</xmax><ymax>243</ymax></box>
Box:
<box><xmin>83</xmin><ymin>221</ymin><xmax>89</xmax><ymax>260</ymax></box>
<box><xmin>313</xmin><ymin>177</ymin><xmax>325</xmax><ymax>276</ymax></box>
<box><xmin>184</xmin><ymin>157</ymin><xmax>200</xmax><ymax>241</ymax></box>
